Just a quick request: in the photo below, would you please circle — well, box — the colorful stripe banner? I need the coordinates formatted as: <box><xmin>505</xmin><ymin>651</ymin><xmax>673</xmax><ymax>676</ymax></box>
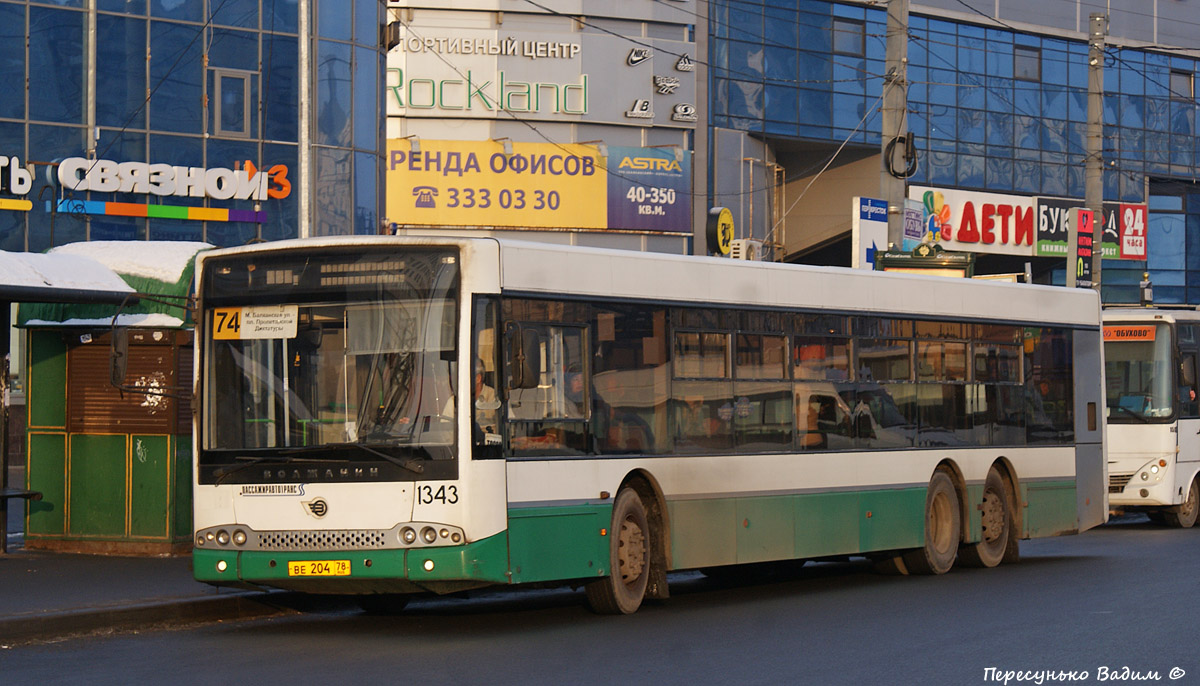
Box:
<box><xmin>53</xmin><ymin>199</ymin><xmax>266</xmax><ymax>223</ymax></box>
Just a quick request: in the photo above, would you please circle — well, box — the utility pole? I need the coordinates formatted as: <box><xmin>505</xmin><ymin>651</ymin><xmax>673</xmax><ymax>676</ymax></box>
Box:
<box><xmin>1086</xmin><ymin>13</ymin><xmax>1107</xmax><ymax>290</ymax></box>
<box><xmin>880</xmin><ymin>0</ymin><xmax>909</xmax><ymax>251</ymax></box>
<box><xmin>298</xmin><ymin>0</ymin><xmax>312</xmax><ymax>238</ymax></box>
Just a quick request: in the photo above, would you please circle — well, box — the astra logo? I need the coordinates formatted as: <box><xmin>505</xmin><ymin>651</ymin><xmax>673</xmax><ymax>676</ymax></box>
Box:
<box><xmin>618</xmin><ymin>157</ymin><xmax>683</xmax><ymax>173</ymax></box>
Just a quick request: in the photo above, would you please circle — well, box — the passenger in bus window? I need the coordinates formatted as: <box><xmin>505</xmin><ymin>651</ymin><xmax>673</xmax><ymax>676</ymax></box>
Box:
<box><xmin>564</xmin><ymin>365</ymin><xmax>586</xmax><ymax>418</ymax></box>
<box><xmin>474</xmin><ymin>358</ymin><xmax>499</xmax><ymax>436</ymax></box>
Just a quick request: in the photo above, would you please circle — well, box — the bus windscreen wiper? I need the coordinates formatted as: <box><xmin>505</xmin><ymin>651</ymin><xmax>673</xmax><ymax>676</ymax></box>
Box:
<box><xmin>1111</xmin><ymin>404</ymin><xmax>1151</xmax><ymax>423</ymax></box>
<box><xmin>339</xmin><ymin>442</ymin><xmax>426</xmax><ymax>475</ymax></box>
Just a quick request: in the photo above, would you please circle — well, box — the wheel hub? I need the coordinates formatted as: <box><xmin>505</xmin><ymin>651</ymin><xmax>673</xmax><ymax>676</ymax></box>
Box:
<box><xmin>980</xmin><ymin>490</ymin><xmax>1004</xmax><ymax>543</ymax></box>
<box><xmin>617</xmin><ymin>516</ymin><xmax>646</xmax><ymax>583</ymax></box>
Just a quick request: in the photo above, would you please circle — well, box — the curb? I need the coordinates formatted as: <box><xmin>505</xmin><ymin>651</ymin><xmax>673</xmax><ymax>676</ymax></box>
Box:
<box><xmin>0</xmin><ymin>591</ymin><xmax>305</xmax><ymax>646</ymax></box>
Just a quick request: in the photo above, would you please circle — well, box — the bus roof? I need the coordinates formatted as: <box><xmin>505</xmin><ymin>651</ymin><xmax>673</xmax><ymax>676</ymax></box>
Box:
<box><xmin>197</xmin><ymin>235</ymin><xmax>1101</xmax><ymax>328</ymax></box>
<box><xmin>1103</xmin><ymin>306</ymin><xmax>1200</xmax><ymax>324</ymax></box>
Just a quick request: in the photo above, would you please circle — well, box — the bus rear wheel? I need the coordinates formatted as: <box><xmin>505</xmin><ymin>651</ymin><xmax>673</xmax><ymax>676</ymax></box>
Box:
<box><xmin>958</xmin><ymin>467</ymin><xmax>1011</xmax><ymax>568</ymax></box>
<box><xmin>902</xmin><ymin>468</ymin><xmax>961</xmax><ymax>575</ymax></box>
<box><xmin>586</xmin><ymin>488</ymin><xmax>650</xmax><ymax>614</ymax></box>
<box><xmin>1164</xmin><ymin>477</ymin><xmax>1200</xmax><ymax>528</ymax></box>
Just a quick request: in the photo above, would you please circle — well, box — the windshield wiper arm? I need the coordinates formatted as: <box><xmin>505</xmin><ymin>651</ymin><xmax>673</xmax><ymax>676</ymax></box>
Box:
<box><xmin>344</xmin><ymin>442</ymin><xmax>426</xmax><ymax>474</ymax></box>
<box><xmin>1112</xmin><ymin>405</ymin><xmax>1151</xmax><ymax>423</ymax></box>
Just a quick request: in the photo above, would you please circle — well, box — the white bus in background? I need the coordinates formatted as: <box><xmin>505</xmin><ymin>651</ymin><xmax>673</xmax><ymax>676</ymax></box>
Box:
<box><xmin>1103</xmin><ymin>307</ymin><xmax>1200</xmax><ymax>526</ymax></box>
<box><xmin>190</xmin><ymin>236</ymin><xmax>1107</xmax><ymax>614</ymax></box>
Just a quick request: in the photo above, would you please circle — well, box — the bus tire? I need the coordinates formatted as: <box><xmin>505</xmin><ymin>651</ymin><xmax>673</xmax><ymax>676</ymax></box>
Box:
<box><xmin>958</xmin><ymin>467</ymin><xmax>1011</xmax><ymax>568</ymax></box>
<box><xmin>902</xmin><ymin>468</ymin><xmax>961</xmax><ymax>575</ymax></box>
<box><xmin>1164</xmin><ymin>477</ymin><xmax>1200</xmax><ymax>528</ymax></box>
<box><xmin>585</xmin><ymin>488</ymin><xmax>650</xmax><ymax>614</ymax></box>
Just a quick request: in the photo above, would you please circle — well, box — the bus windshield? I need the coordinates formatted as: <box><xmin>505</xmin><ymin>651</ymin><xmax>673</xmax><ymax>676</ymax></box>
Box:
<box><xmin>201</xmin><ymin>248</ymin><xmax>460</xmax><ymax>467</ymax></box>
<box><xmin>1104</xmin><ymin>321</ymin><xmax>1174</xmax><ymax>422</ymax></box>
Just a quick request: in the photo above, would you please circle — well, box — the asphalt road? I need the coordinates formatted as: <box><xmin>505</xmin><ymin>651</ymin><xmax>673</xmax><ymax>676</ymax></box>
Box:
<box><xmin>4</xmin><ymin>513</ymin><xmax>1196</xmax><ymax>685</ymax></box>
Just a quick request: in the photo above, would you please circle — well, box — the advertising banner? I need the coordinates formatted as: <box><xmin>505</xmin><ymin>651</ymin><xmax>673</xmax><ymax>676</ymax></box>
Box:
<box><xmin>1103</xmin><ymin>202</ymin><xmax>1148</xmax><ymax>260</ymax></box>
<box><xmin>386</xmin><ymin>139</ymin><xmax>606</xmax><ymax>229</ymax></box>
<box><xmin>902</xmin><ymin>198</ymin><xmax>924</xmax><ymax>251</ymax></box>
<box><xmin>1035</xmin><ymin>197</ymin><xmax>1075</xmax><ymax>257</ymax></box>
<box><xmin>1036</xmin><ymin>198</ymin><xmax>1148</xmax><ymax>260</ymax></box>
<box><xmin>1074</xmin><ymin>208</ymin><xmax>1094</xmax><ymax>284</ymax></box>
<box><xmin>604</xmin><ymin>146</ymin><xmax>691</xmax><ymax>233</ymax></box>
<box><xmin>908</xmin><ymin>186</ymin><xmax>1036</xmax><ymax>257</ymax></box>
<box><xmin>388</xmin><ymin>23</ymin><xmax>697</xmax><ymax>130</ymax></box>
<box><xmin>386</xmin><ymin>139</ymin><xmax>692</xmax><ymax>232</ymax></box>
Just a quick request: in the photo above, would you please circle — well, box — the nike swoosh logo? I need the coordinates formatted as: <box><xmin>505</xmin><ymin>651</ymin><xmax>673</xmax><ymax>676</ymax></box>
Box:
<box><xmin>627</xmin><ymin>50</ymin><xmax>652</xmax><ymax>66</ymax></box>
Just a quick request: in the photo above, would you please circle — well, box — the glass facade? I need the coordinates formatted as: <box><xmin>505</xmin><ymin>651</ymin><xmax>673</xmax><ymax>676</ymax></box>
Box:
<box><xmin>0</xmin><ymin>0</ymin><xmax>383</xmax><ymax>252</ymax></box>
<box><xmin>710</xmin><ymin>0</ymin><xmax>1200</xmax><ymax>304</ymax></box>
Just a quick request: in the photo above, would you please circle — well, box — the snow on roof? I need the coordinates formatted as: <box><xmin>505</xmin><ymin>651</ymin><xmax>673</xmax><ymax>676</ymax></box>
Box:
<box><xmin>22</xmin><ymin>313</ymin><xmax>185</xmax><ymax>328</ymax></box>
<box><xmin>0</xmin><ymin>250</ymin><xmax>134</xmax><ymax>293</ymax></box>
<box><xmin>50</xmin><ymin>240</ymin><xmax>213</xmax><ymax>283</ymax></box>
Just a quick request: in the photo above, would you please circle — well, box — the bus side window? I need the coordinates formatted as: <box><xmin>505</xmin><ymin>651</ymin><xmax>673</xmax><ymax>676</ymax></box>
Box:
<box><xmin>506</xmin><ymin>322</ymin><xmax>590</xmax><ymax>455</ymax></box>
<box><xmin>1179</xmin><ymin>352</ymin><xmax>1199</xmax><ymax>418</ymax></box>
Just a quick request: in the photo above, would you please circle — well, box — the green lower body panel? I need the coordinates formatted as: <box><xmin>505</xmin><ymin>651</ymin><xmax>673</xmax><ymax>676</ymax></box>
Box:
<box><xmin>507</xmin><ymin>504</ymin><xmax>612</xmax><ymax>583</ymax></box>
<box><xmin>668</xmin><ymin>488</ymin><xmax>927</xmax><ymax>570</ymax></box>
<box><xmin>1023</xmin><ymin>480</ymin><xmax>1078</xmax><ymax>537</ymax></box>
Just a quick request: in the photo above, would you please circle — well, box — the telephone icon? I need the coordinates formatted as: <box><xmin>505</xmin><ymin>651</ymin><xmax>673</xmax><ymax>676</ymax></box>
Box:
<box><xmin>413</xmin><ymin>186</ymin><xmax>438</xmax><ymax>208</ymax></box>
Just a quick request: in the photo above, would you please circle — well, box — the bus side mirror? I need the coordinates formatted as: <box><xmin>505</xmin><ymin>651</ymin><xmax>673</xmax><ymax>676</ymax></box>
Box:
<box><xmin>508</xmin><ymin>325</ymin><xmax>542</xmax><ymax>389</ymax></box>
<box><xmin>110</xmin><ymin>326</ymin><xmax>129</xmax><ymax>387</ymax></box>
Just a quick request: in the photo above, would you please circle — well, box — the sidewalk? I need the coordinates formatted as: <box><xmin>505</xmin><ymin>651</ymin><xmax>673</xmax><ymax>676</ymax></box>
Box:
<box><xmin>0</xmin><ymin>468</ymin><xmax>301</xmax><ymax>645</ymax></box>
<box><xmin>0</xmin><ymin>545</ymin><xmax>299</xmax><ymax>645</ymax></box>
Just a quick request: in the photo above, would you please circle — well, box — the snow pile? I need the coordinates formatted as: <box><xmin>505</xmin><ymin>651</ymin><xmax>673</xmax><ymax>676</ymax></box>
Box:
<box><xmin>22</xmin><ymin>313</ymin><xmax>184</xmax><ymax>328</ymax></box>
<box><xmin>50</xmin><ymin>241</ymin><xmax>213</xmax><ymax>283</ymax></box>
<box><xmin>0</xmin><ymin>251</ymin><xmax>133</xmax><ymax>293</ymax></box>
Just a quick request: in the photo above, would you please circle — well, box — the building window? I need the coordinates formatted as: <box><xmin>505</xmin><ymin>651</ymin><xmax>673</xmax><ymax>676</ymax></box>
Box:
<box><xmin>1014</xmin><ymin>46</ymin><xmax>1040</xmax><ymax>82</ymax></box>
<box><xmin>832</xmin><ymin>18</ymin><xmax>864</xmax><ymax>57</ymax></box>
<box><xmin>213</xmin><ymin>69</ymin><xmax>251</xmax><ymax>138</ymax></box>
<box><xmin>1171</xmin><ymin>70</ymin><xmax>1194</xmax><ymax>101</ymax></box>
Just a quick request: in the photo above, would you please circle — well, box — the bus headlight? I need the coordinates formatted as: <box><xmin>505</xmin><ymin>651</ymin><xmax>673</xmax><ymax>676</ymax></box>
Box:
<box><xmin>421</xmin><ymin>527</ymin><xmax>437</xmax><ymax>544</ymax></box>
<box><xmin>400</xmin><ymin>527</ymin><xmax>417</xmax><ymax>544</ymax></box>
<box><xmin>216</xmin><ymin>530</ymin><xmax>230</xmax><ymax>545</ymax></box>
<box><xmin>232</xmin><ymin>530</ymin><xmax>247</xmax><ymax>546</ymax></box>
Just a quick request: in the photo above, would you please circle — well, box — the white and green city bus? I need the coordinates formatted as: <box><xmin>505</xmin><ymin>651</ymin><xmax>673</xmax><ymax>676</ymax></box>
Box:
<box><xmin>1103</xmin><ymin>307</ymin><xmax>1200</xmax><ymax>526</ymax></box>
<box><xmin>192</xmin><ymin>236</ymin><xmax>1107</xmax><ymax>613</ymax></box>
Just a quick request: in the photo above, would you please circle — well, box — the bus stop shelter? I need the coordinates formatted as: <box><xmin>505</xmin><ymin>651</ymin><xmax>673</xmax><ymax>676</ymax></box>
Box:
<box><xmin>15</xmin><ymin>242</ymin><xmax>209</xmax><ymax>555</ymax></box>
<box><xmin>0</xmin><ymin>249</ymin><xmax>138</xmax><ymax>553</ymax></box>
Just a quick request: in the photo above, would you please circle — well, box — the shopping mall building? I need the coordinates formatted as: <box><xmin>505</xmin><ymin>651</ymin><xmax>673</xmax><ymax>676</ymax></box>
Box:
<box><xmin>0</xmin><ymin>0</ymin><xmax>1196</xmax><ymax>299</ymax></box>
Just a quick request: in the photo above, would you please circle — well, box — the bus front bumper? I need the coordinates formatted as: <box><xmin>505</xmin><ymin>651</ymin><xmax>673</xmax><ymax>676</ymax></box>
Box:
<box><xmin>193</xmin><ymin>531</ymin><xmax>511</xmax><ymax>594</ymax></box>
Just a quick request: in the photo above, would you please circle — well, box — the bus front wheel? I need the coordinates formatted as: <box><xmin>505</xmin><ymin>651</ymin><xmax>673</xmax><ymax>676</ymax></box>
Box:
<box><xmin>1164</xmin><ymin>477</ymin><xmax>1200</xmax><ymax>528</ymax></box>
<box><xmin>902</xmin><ymin>468</ymin><xmax>961</xmax><ymax>575</ymax></box>
<box><xmin>586</xmin><ymin>488</ymin><xmax>650</xmax><ymax>614</ymax></box>
<box><xmin>958</xmin><ymin>467</ymin><xmax>1011</xmax><ymax>568</ymax></box>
